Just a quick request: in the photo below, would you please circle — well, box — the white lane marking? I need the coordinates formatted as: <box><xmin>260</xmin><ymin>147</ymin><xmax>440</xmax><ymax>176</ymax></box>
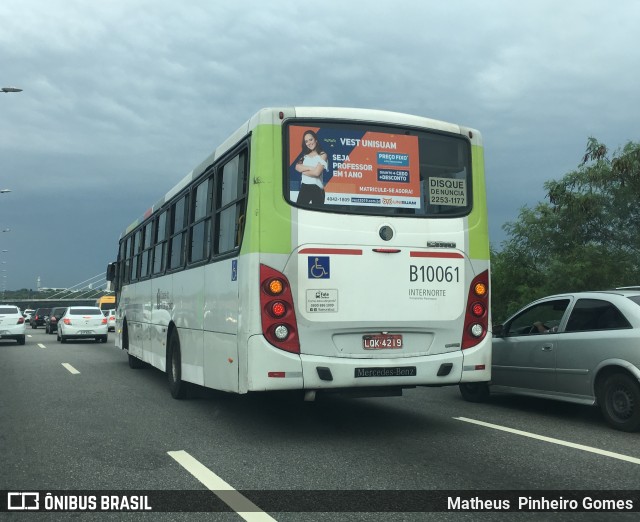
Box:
<box><xmin>455</xmin><ymin>417</ymin><xmax>640</xmax><ymax>465</ymax></box>
<box><xmin>168</xmin><ymin>450</ymin><xmax>277</xmax><ymax>522</ymax></box>
<box><xmin>38</xmin><ymin>343</ymin><xmax>46</xmax><ymax>349</ymax></box>
<box><xmin>62</xmin><ymin>363</ymin><xmax>80</xmax><ymax>375</ymax></box>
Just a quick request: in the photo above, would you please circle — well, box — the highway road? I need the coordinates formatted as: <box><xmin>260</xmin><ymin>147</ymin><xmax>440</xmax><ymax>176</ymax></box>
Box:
<box><xmin>1</xmin><ymin>327</ymin><xmax>639</xmax><ymax>520</ymax></box>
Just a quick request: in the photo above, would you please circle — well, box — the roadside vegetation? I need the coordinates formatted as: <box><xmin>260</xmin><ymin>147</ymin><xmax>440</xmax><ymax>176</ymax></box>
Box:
<box><xmin>491</xmin><ymin>138</ymin><xmax>640</xmax><ymax>323</ymax></box>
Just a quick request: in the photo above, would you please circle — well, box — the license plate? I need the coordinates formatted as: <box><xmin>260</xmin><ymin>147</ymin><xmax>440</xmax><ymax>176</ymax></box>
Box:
<box><xmin>363</xmin><ymin>334</ymin><xmax>403</xmax><ymax>350</ymax></box>
<box><xmin>355</xmin><ymin>367</ymin><xmax>417</xmax><ymax>378</ymax></box>
<box><xmin>78</xmin><ymin>330</ymin><xmax>93</xmax><ymax>335</ymax></box>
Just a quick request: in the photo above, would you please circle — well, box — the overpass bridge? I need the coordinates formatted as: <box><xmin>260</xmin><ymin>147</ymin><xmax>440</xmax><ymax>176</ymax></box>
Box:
<box><xmin>0</xmin><ymin>298</ymin><xmax>99</xmax><ymax>311</ymax></box>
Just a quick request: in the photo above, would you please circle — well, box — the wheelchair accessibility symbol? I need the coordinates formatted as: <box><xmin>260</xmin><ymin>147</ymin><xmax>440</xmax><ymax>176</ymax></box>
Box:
<box><xmin>308</xmin><ymin>256</ymin><xmax>330</xmax><ymax>279</ymax></box>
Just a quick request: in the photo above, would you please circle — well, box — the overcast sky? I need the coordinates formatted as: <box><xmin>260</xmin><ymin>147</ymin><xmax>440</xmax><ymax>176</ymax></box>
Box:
<box><xmin>1</xmin><ymin>0</ymin><xmax>638</xmax><ymax>291</ymax></box>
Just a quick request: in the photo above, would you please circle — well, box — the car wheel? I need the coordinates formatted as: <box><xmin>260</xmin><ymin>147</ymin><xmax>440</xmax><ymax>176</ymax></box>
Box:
<box><xmin>599</xmin><ymin>373</ymin><xmax>640</xmax><ymax>432</ymax></box>
<box><xmin>459</xmin><ymin>382</ymin><xmax>490</xmax><ymax>403</ymax></box>
<box><xmin>61</xmin><ymin>335</ymin><xmax>67</xmax><ymax>344</ymax></box>
<box><xmin>167</xmin><ymin>329</ymin><xmax>187</xmax><ymax>399</ymax></box>
<box><xmin>100</xmin><ymin>335</ymin><xmax>107</xmax><ymax>343</ymax></box>
<box><xmin>57</xmin><ymin>331</ymin><xmax>61</xmax><ymax>342</ymax></box>
<box><xmin>17</xmin><ymin>336</ymin><xmax>25</xmax><ymax>346</ymax></box>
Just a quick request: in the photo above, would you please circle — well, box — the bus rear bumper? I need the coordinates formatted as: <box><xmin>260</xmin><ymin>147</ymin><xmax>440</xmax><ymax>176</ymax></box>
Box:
<box><xmin>300</xmin><ymin>351</ymin><xmax>465</xmax><ymax>389</ymax></box>
<box><xmin>247</xmin><ymin>335</ymin><xmax>490</xmax><ymax>391</ymax></box>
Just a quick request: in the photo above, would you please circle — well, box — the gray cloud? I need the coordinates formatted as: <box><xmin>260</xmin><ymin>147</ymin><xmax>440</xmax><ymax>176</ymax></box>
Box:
<box><xmin>1</xmin><ymin>0</ymin><xmax>639</xmax><ymax>288</ymax></box>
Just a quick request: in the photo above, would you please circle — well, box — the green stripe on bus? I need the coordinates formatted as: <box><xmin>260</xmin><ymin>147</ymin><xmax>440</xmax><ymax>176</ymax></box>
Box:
<box><xmin>241</xmin><ymin>125</ymin><xmax>292</xmax><ymax>255</ymax></box>
<box><xmin>468</xmin><ymin>144</ymin><xmax>490</xmax><ymax>260</ymax></box>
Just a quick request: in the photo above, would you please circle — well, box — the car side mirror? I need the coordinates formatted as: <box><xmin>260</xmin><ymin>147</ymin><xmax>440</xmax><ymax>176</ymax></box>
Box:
<box><xmin>492</xmin><ymin>324</ymin><xmax>505</xmax><ymax>338</ymax></box>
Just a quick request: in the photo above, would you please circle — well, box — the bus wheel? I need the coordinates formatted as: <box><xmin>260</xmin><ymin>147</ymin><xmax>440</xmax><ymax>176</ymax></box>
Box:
<box><xmin>459</xmin><ymin>382</ymin><xmax>490</xmax><ymax>403</ymax></box>
<box><xmin>167</xmin><ymin>329</ymin><xmax>187</xmax><ymax>400</ymax></box>
<box><xmin>599</xmin><ymin>373</ymin><xmax>640</xmax><ymax>432</ymax></box>
<box><xmin>128</xmin><ymin>353</ymin><xmax>145</xmax><ymax>369</ymax></box>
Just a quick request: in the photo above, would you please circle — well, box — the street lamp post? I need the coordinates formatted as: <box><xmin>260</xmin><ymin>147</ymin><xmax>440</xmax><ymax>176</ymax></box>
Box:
<box><xmin>0</xmin><ymin>251</ymin><xmax>7</xmax><ymax>298</ymax></box>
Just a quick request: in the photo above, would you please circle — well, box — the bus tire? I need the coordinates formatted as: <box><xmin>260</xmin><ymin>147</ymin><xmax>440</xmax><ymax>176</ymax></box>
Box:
<box><xmin>167</xmin><ymin>329</ymin><xmax>188</xmax><ymax>399</ymax></box>
<box><xmin>128</xmin><ymin>353</ymin><xmax>145</xmax><ymax>369</ymax></box>
<box><xmin>599</xmin><ymin>373</ymin><xmax>640</xmax><ymax>432</ymax></box>
<box><xmin>459</xmin><ymin>382</ymin><xmax>490</xmax><ymax>403</ymax></box>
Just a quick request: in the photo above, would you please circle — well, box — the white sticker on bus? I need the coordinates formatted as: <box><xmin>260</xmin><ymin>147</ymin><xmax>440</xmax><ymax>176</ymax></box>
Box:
<box><xmin>306</xmin><ymin>289</ymin><xmax>338</xmax><ymax>313</ymax></box>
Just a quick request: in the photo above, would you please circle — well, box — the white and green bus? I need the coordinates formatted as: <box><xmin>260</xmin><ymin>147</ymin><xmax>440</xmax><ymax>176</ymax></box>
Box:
<box><xmin>106</xmin><ymin>107</ymin><xmax>491</xmax><ymax>400</ymax></box>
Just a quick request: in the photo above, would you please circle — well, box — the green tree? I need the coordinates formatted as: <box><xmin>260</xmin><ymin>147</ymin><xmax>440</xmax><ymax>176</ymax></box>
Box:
<box><xmin>491</xmin><ymin>138</ymin><xmax>640</xmax><ymax>323</ymax></box>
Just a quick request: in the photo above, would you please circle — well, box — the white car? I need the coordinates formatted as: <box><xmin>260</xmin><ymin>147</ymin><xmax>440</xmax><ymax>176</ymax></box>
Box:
<box><xmin>105</xmin><ymin>309</ymin><xmax>116</xmax><ymax>332</ymax></box>
<box><xmin>23</xmin><ymin>308</ymin><xmax>35</xmax><ymax>323</ymax></box>
<box><xmin>0</xmin><ymin>305</ymin><xmax>27</xmax><ymax>345</ymax></box>
<box><xmin>57</xmin><ymin>306</ymin><xmax>108</xmax><ymax>343</ymax></box>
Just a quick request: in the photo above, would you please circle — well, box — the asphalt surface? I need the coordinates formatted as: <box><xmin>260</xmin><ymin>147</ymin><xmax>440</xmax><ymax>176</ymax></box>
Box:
<box><xmin>1</xmin><ymin>327</ymin><xmax>639</xmax><ymax>521</ymax></box>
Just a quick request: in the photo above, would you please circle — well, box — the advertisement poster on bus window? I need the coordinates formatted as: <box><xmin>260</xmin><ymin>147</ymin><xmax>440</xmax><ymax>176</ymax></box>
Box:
<box><xmin>288</xmin><ymin>125</ymin><xmax>421</xmax><ymax>209</ymax></box>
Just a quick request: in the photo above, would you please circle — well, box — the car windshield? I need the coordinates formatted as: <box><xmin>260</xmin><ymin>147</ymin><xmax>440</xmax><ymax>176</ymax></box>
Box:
<box><xmin>0</xmin><ymin>307</ymin><xmax>18</xmax><ymax>314</ymax></box>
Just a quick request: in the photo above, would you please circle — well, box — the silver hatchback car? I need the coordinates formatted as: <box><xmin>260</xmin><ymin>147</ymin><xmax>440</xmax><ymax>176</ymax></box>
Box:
<box><xmin>460</xmin><ymin>289</ymin><xmax>640</xmax><ymax>432</ymax></box>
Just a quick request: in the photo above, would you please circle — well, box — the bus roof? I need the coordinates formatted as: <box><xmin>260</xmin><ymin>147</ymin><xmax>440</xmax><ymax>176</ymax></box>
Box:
<box><xmin>121</xmin><ymin>107</ymin><xmax>479</xmax><ymax>237</ymax></box>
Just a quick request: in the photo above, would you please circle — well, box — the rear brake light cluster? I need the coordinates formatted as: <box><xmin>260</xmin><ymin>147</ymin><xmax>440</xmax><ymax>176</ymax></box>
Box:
<box><xmin>17</xmin><ymin>317</ymin><xmax>24</xmax><ymax>325</ymax></box>
<box><xmin>462</xmin><ymin>270</ymin><xmax>489</xmax><ymax>349</ymax></box>
<box><xmin>63</xmin><ymin>318</ymin><xmax>72</xmax><ymax>325</ymax></box>
<box><xmin>260</xmin><ymin>264</ymin><xmax>300</xmax><ymax>353</ymax></box>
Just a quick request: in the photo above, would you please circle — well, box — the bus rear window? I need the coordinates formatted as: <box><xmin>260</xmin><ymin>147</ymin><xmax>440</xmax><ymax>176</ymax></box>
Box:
<box><xmin>285</xmin><ymin>121</ymin><xmax>472</xmax><ymax>217</ymax></box>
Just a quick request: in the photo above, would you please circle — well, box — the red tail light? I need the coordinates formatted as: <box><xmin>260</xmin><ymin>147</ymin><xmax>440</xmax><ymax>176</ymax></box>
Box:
<box><xmin>101</xmin><ymin>318</ymin><xmax>107</xmax><ymax>325</ymax></box>
<box><xmin>270</xmin><ymin>301</ymin><xmax>286</xmax><ymax>318</ymax></box>
<box><xmin>260</xmin><ymin>264</ymin><xmax>300</xmax><ymax>353</ymax></box>
<box><xmin>17</xmin><ymin>317</ymin><xmax>24</xmax><ymax>325</ymax></box>
<box><xmin>462</xmin><ymin>270</ymin><xmax>489</xmax><ymax>349</ymax></box>
<box><xmin>63</xmin><ymin>318</ymin><xmax>72</xmax><ymax>325</ymax></box>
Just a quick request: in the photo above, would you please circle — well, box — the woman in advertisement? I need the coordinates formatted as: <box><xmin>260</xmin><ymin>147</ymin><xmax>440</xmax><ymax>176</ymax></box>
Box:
<box><xmin>296</xmin><ymin>130</ymin><xmax>328</xmax><ymax>206</ymax></box>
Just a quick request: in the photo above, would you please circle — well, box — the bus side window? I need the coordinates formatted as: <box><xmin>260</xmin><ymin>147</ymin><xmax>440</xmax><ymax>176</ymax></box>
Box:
<box><xmin>215</xmin><ymin>149</ymin><xmax>248</xmax><ymax>255</ymax></box>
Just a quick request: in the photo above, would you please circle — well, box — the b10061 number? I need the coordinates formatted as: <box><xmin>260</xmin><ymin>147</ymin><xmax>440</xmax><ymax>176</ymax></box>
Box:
<box><xmin>410</xmin><ymin>265</ymin><xmax>459</xmax><ymax>283</ymax></box>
